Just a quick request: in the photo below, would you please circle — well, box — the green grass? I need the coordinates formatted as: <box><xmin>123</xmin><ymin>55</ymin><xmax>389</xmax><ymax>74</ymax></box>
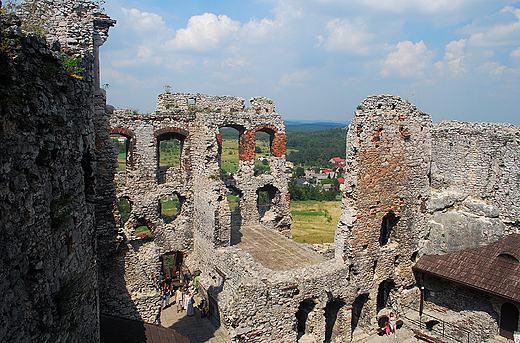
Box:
<box><xmin>290</xmin><ymin>201</ymin><xmax>341</xmax><ymax>244</ymax></box>
<box><xmin>134</xmin><ymin>225</ymin><xmax>154</xmax><ymax>238</ymax></box>
<box><xmin>118</xmin><ymin>198</ymin><xmax>130</xmax><ymax>219</ymax></box>
<box><xmin>220</xmin><ymin>138</ymin><xmax>271</xmax><ymax>174</ymax></box>
<box><xmin>117</xmin><ymin>153</ymin><xmax>126</xmax><ymax>171</ymax></box>
<box><xmin>161</xmin><ymin>198</ymin><xmax>180</xmax><ymax>216</ymax></box>
<box><xmin>227</xmin><ymin>194</ymin><xmax>239</xmax><ymax>211</ymax></box>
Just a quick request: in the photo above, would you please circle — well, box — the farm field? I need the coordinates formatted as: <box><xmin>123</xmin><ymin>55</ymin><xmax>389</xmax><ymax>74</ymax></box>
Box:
<box><xmin>290</xmin><ymin>200</ymin><xmax>341</xmax><ymax>243</ymax></box>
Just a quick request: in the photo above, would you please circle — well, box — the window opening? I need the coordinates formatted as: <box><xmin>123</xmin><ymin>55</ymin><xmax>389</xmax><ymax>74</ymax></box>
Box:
<box><xmin>118</xmin><ymin>197</ymin><xmax>131</xmax><ymax>222</ymax></box>
<box><xmin>160</xmin><ymin>195</ymin><xmax>182</xmax><ymax>223</ymax></box>
<box><xmin>324</xmin><ymin>299</ymin><xmax>346</xmax><ymax>342</ymax></box>
<box><xmin>377</xmin><ymin>280</ymin><xmax>395</xmax><ymax>312</ymax></box>
<box><xmin>257</xmin><ymin>185</ymin><xmax>277</xmax><ymax>219</ymax></box>
<box><xmin>351</xmin><ymin>294</ymin><xmax>368</xmax><ymax>333</ymax></box>
<box><xmin>497</xmin><ymin>253</ymin><xmax>519</xmax><ymax>262</ymax></box>
<box><xmin>228</xmin><ymin>187</ymin><xmax>243</xmax><ymax>246</ymax></box>
<box><xmin>296</xmin><ymin>300</ymin><xmax>316</xmax><ymax>339</ymax></box>
<box><xmin>379</xmin><ymin>211</ymin><xmax>399</xmax><ymax>246</ymax></box>
<box><xmin>161</xmin><ymin>252</ymin><xmax>184</xmax><ymax>285</ymax></box>
<box><xmin>111</xmin><ymin>134</ymin><xmax>129</xmax><ymax>171</ymax></box>
<box><xmin>254</xmin><ymin>131</ymin><xmax>271</xmax><ymax>175</ymax></box>
<box><xmin>159</xmin><ymin>138</ymin><xmax>182</xmax><ymax>168</ymax></box>
<box><xmin>219</xmin><ymin>127</ymin><xmax>240</xmax><ymax>175</ymax></box>
<box><xmin>133</xmin><ymin>225</ymin><xmax>153</xmax><ymax>239</ymax></box>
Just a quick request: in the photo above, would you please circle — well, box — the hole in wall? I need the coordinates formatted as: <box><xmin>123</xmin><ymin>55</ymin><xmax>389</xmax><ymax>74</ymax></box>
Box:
<box><xmin>379</xmin><ymin>211</ymin><xmax>400</xmax><ymax>246</ymax></box>
<box><xmin>377</xmin><ymin>280</ymin><xmax>395</xmax><ymax>312</ymax></box>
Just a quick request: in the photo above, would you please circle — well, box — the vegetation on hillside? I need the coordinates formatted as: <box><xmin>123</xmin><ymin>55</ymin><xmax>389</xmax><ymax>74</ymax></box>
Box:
<box><xmin>287</xmin><ymin>127</ymin><xmax>347</xmax><ymax>167</ymax></box>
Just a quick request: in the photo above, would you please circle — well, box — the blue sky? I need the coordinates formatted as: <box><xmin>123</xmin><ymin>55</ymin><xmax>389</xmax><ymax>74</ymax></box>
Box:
<box><xmin>100</xmin><ymin>0</ymin><xmax>520</xmax><ymax>125</ymax></box>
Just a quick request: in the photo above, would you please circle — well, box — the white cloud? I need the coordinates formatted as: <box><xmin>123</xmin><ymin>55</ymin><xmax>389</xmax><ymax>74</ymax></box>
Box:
<box><xmin>359</xmin><ymin>0</ymin><xmax>480</xmax><ymax>14</ymax></box>
<box><xmin>120</xmin><ymin>8</ymin><xmax>166</xmax><ymax>32</ymax></box>
<box><xmin>165</xmin><ymin>13</ymin><xmax>241</xmax><ymax>51</ymax></box>
<box><xmin>242</xmin><ymin>18</ymin><xmax>278</xmax><ymax>39</ymax></box>
<box><xmin>380</xmin><ymin>41</ymin><xmax>435</xmax><ymax>78</ymax></box>
<box><xmin>436</xmin><ymin>39</ymin><xmax>468</xmax><ymax>77</ymax></box>
<box><xmin>278</xmin><ymin>70</ymin><xmax>312</xmax><ymax>86</ymax></box>
<box><xmin>477</xmin><ymin>62</ymin><xmax>507</xmax><ymax>75</ymax></box>
<box><xmin>323</xmin><ymin>18</ymin><xmax>375</xmax><ymax>55</ymax></box>
<box><xmin>464</xmin><ymin>6</ymin><xmax>520</xmax><ymax>47</ymax></box>
<box><xmin>511</xmin><ymin>47</ymin><xmax>520</xmax><ymax>58</ymax></box>
<box><xmin>444</xmin><ymin>39</ymin><xmax>466</xmax><ymax>60</ymax></box>
<box><xmin>221</xmin><ymin>56</ymin><xmax>248</xmax><ymax>69</ymax></box>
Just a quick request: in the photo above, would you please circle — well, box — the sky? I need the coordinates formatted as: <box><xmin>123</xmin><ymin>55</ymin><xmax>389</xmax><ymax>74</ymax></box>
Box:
<box><xmin>100</xmin><ymin>0</ymin><xmax>520</xmax><ymax>125</ymax></box>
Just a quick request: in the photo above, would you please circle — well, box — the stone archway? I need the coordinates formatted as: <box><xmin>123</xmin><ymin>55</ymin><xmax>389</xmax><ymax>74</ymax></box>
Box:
<box><xmin>500</xmin><ymin>302</ymin><xmax>519</xmax><ymax>339</ymax></box>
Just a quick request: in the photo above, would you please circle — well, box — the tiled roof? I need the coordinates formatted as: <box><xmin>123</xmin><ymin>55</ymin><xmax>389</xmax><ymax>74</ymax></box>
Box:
<box><xmin>413</xmin><ymin>234</ymin><xmax>520</xmax><ymax>303</ymax></box>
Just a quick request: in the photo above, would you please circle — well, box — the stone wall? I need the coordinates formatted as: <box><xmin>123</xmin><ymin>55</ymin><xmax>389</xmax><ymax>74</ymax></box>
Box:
<box><xmin>0</xmin><ymin>1</ymin><xmax>114</xmax><ymax>340</ymax></box>
<box><xmin>336</xmin><ymin>95</ymin><xmax>432</xmax><ymax>333</ymax></box>
<box><xmin>101</xmin><ymin>93</ymin><xmax>292</xmax><ymax>322</ymax></box>
<box><xmin>422</xmin><ymin>121</ymin><xmax>520</xmax><ymax>254</ymax></box>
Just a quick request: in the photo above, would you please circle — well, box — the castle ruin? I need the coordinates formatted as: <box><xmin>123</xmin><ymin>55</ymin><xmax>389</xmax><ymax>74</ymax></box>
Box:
<box><xmin>1</xmin><ymin>1</ymin><xmax>519</xmax><ymax>342</ymax></box>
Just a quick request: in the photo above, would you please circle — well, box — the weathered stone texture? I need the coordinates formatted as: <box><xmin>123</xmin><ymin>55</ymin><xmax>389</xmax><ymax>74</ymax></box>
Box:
<box><xmin>422</xmin><ymin>121</ymin><xmax>520</xmax><ymax>254</ymax></box>
<box><xmin>0</xmin><ymin>12</ymin><xmax>101</xmax><ymax>343</ymax></box>
<box><xmin>335</xmin><ymin>95</ymin><xmax>432</xmax><ymax>332</ymax></box>
<box><xmin>102</xmin><ymin>93</ymin><xmax>293</xmax><ymax>323</ymax></box>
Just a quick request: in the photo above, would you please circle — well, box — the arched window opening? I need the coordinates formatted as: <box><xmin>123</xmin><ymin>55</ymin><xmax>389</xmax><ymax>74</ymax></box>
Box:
<box><xmin>500</xmin><ymin>303</ymin><xmax>519</xmax><ymax>339</ymax></box>
<box><xmin>218</xmin><ymin>127</ymin><xmax>241</xmax><ymax>175</ymax></box>
<box><xmin>156</xmin><ymin>131</ymin><xmax>185</xmax><ymax>184</ymax></box>
<box><xmin>161</xmin><ymin>251</ymin><xmax>184</xmax><ymax>285</ymax></box>
<box><xmin>351</xmin><ymin>294</ymin><xmax>368</xmax><ymax>334</ymax></box>
<box><xmin>325</xmin><ymin>299</ymin><xmax>346</xmax><ymax>342</ymax></box>
<box><xmin>254</xmin><ymin>130</ymin><xmax>271</xmax><ymax>175</ymax></box>
<box><xmin>377</xmin><ymin>280</ymin><xmax>395</xmax><ymax>312</ymax></box>
<box><xmin>296</xmin><ymin>299</ymin><xmax>316</xmax><ymax>340</ymax></box>
<box><xmin>160</xmin><ymin>194</ymin><xmax>183</xmax><ymax>224</ymax></box>
<box><xmin>257</xmin><ymin>184</ymin><xmax>278</xmax><ymax>219</ymax></box>
<box><xmin>111</xmin><ymin>134</ymin><xmax>129</xmax><ymax>171</ymax></box>
<box><xmin>118</xmin><ymin>197</ymin><xmax>131</xmax><ymax>223</ymax></box>
<box><xmin>379</xmin><ymin>211</ymin><xmax>400</xmax><ymax>246</ymax></box>
<box><xmin>159</xmin><ymin>137</ymin><xmax>182</xmax><ymax>168</ymax></box>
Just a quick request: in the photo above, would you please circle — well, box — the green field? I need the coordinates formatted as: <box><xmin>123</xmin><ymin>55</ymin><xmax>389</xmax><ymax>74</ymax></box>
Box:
<box><xmin>134</xmin><ymin>225</ymin><xmax>154</xmax><ymax>238</ymax></box>
<box><xmin>161</xmin><ymin>197</ymin><xmax>180</xmax><ymax>216</ymax></box>
<box><xmin>290</xmin><ymin>200</ymin><xmax>341</xmax><ymax>243</ymax></box>
<box><xmin>220</xmin><ymin>138</ymin><xmax>271</xmax><ymax>173</ymax></box>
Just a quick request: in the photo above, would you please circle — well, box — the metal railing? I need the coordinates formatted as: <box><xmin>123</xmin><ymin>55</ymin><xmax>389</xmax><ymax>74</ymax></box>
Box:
<box><xmin>399</xmin><ymin>304</ymin><xmax>483</xmax><ymax>343</ymax></box>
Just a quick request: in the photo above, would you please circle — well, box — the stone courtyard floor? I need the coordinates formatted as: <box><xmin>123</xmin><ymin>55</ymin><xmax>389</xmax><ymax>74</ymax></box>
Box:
<box><xmin>233</xmin><ymin>224</ymin><xmax>327</xmax><ymax>270</ymax></box>
<box><xmin>160</xmin><ymin>302</ymin><xmax>231</xmax><ymax>343</ymax></box>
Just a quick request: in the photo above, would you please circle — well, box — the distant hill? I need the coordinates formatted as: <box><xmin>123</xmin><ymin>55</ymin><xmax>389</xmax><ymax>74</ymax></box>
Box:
<box><xmin>284</xmin><ymin>120</ymin><xmax>349</xmax><ymax>133</ymax></box>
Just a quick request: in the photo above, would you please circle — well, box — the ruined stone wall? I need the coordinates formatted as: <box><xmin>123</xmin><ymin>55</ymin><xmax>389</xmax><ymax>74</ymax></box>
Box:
<box><xmin>0</xmin><ymin>1</ymin><xmax>115</xmax><ymax>341</ymax></box>
<box><xmin>337</xmin><ymin>95</ymin><xmax>432</xmax><ymax>331</ymax></box>
<box><xmin>102</xmin><ymin>93</ymin><xmax>292</xmax><ymax>322</ymax></box>
<box><xmin>422</xmin><ymin>121</ymin><xmax>520</xmax><ymax>255</ymax></box>
<box><xmin>0</xmin><ymin>13</ymin><xmax>98</xmax><ymax>343</ymax></box>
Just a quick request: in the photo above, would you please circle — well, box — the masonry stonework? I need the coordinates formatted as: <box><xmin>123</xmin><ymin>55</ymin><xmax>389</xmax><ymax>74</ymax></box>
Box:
<box><xmin>0</xmin><ymin>1</ymin><xmax>115</xmax><ymax>342</ymax></box>
<box><xmin>1</xmin><ymin>0</ymin><xmax>520</xmax><ymax>340</ymax></box>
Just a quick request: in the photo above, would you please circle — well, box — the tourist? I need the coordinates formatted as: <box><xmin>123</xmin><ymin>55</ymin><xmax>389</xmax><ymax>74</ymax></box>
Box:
<box><xmin>185</xmin><ymin>291</ymin><xmax>194</xmax><ymax>316</ymax></box>
<box><xmin>384</xmin><ymin>322</ymin><xmax>391</xmax><ymax>337</ymax></box>
<box><xmin>175</xmin><ymin>287</ymin><xmax>183</xmax><ymax>313</ymax></box>
<box><xmin>200</xmin><ymin>297</ymin><xmax>209</xmax><ymax>318</ymax></box>
<box><xmin>164</xmin><ymin>285</ymin><xmax>171</xmax><ymax>309</ymax></box>
<box><xmin>159</xmin><ymin>285</ymin><xmax>166</xmax><ymax>311</ymax></box>
<box><xmin>389</xmin><ymin>312</ymin><xmax>397</xmax><ymax>337</ymax></box>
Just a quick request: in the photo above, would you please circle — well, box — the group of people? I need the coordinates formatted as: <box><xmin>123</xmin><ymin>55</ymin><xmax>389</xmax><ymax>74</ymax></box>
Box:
<box><xmin>157</xmin><ymin>272</ymin><xmax>194</xmax><ymax>316</ymax></box>
<box><xmin>383</xmin><ymin>311</ymin><xmax>398</xmax><ymax>338</ymax></box>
